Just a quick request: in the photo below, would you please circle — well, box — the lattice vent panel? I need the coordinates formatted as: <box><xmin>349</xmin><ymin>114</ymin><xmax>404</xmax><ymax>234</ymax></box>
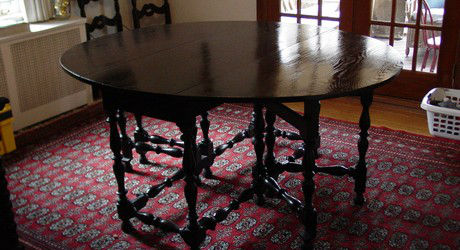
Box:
<box><xmin>0</xmin><ymin>50</ymin><xmax>9</xmax><ymax>99</ymax></box>
<box><xmin>11</xmin><ymin>29</ymin><xmax>86</xmax><ymax>112</ymax></box>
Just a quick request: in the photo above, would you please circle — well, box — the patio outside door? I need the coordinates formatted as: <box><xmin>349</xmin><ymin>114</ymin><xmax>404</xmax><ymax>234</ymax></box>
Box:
<box><xmin>279</xmin><ymin>0</ymin><xmax>341</xmax><ymax>29</ymax></box>
<box><xmin>367</xmin><ymin>0</ymin><xmax>457</xmax><ymax>100</ymax></box>
<box><xmin>258</xmin><ymin>0</ymin><xmax>459</xmax><ymax>100</ymax></box>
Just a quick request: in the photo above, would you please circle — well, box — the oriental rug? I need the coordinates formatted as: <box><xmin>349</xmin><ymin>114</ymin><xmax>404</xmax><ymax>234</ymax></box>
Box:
<box><xmin>4</xmin><ymin>103</ymin><xmax>460</xmax><ymax>249</ymax></box>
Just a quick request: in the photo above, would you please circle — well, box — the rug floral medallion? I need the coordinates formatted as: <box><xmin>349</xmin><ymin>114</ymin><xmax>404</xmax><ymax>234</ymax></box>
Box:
<box><xmin>5</xmin><ymin>104</ymin><xmax>460</xmax><ymax>249</ymax></box>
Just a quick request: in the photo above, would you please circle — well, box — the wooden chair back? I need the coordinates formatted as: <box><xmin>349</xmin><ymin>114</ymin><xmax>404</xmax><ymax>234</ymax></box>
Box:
<box><xmin>77</xmin><ymin>0</ymin><xmax>123</xmax><ymax>40</ymax></box>
<box><xmin>131</xmin><ymin>0</ymin><xmax>171</xmax><ymax>29</ymax></box>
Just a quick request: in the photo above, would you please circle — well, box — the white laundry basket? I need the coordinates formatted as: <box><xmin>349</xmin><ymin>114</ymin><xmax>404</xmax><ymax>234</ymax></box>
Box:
<box><xmin>421</xmin><ymin>88</ymin><xmax>460</xmax><ymax>140</ymax></box>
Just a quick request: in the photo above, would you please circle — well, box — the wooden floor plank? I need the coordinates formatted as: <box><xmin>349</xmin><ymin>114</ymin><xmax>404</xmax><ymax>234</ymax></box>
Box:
<box><xmin>284</xmin><ymin>95</ymin><xmax>431</xmax><ymax>136</ymax></box>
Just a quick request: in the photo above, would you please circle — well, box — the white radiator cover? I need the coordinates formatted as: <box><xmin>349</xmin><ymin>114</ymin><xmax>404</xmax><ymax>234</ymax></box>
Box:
<box><xmin>0</xmin><ymin>18</ymin><xmax>92</xmax><ymax>131</ymax></box>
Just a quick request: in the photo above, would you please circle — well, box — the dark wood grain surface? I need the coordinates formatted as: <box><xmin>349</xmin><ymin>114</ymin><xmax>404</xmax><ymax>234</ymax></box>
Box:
<box><xmin>60</xmin><ymin>21</ymin><xmax>402</xmax><ymax>102</ymax></box>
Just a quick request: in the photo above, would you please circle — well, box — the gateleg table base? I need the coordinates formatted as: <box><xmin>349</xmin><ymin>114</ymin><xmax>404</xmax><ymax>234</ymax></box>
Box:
<box><xmin>103</xmin><ymin>89</ymin><xmax>374</xmax><ymax>249</ymax></box>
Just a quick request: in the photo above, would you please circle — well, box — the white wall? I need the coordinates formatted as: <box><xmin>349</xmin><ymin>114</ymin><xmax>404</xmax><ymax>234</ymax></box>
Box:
<box><xmin>72</xmin><ymin>0</ymin><xmax>257</xmax><ymax>32</ymax></box>
<box><xmin>168</xmin><ymin>0</ymin><xmax>256</xmax><ymax>23</ymax></box>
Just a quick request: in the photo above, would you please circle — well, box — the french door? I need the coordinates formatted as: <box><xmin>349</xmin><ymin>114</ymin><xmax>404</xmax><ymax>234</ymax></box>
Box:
<box><xmin>257</xmin><ymin>0</ymin><xmax>459</xmax><ymax>100</ymax></box>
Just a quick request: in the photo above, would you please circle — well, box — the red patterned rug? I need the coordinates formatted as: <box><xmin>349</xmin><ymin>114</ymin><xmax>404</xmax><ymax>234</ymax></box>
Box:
<box><xmin>5</xmin><ymin>103</ymin><xmax>460</xmax><ymax>249</ymax></box>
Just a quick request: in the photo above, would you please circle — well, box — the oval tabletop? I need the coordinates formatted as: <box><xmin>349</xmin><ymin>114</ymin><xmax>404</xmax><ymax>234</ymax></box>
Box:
<box><xmin>60</xmin><ymin>21</ymin><xmax>403</xmax><ymax>102</ymax></box>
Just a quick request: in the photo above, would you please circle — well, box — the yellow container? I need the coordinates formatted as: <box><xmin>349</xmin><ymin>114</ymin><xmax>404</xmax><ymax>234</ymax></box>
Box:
<box><xmin>0</xmin><ymin>103</ymin><xmax>16</xmax><ymax>155</ymax></box>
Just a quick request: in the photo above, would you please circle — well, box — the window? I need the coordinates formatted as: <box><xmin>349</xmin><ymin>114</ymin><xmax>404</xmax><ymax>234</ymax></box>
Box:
<box><xmin>280</xmin><ymin>0</ymin><xmax>340</xmax><ymax>29</ymax></box>
<box><xmin>370</xmin><ymin>0</ymin><xmax>445</xmax><ymax>73</ymax></box>
<box><xmin>265</xmin><ymin>0</ymin><xmax>459</xmax><ymax>99</ymax></box>
<box><xmin>0</xmin><ymin>0</ymin><xmax>23</xmax><ymax>26</ymax></box>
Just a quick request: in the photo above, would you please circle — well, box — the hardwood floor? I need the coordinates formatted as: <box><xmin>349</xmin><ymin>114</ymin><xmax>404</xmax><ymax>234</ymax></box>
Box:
<box><xmin>285</xmin><ymin>95</ymin><xmax>431</xmax><ymax>136</ymax></box>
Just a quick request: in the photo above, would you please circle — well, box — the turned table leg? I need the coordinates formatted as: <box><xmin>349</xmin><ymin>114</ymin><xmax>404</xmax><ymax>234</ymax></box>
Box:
<box><xmin>177</xmin><ymin>119</ymin><xmax>205</xmax><ymax>249</ymax></box>
<box><xmin>301</xmin><ymin>100</ymin><xmax>320</xmax><ymax>248</ymax></box>
<box><xmin>117</xmin><ymin>110</ymin><xmax>134</xmax><ymax>172</ymax></box>
<box><xmin>252</xmin><ymin>104</ymin><xmax>266</xmax><ymax>206</ymax></box>
<box><xmin>264</xmin><ymin>108</ymin><xmax>277</xmax><ymax>180</ymax></box>
<box><xmin>134</xmin><ymin>114</ymin><xmax>150</xmax><ymax>164</ymax></box>
<box><xmin>198</xmin><ymin>112</ymin><xmax>214</xmax><ymax>178</ymax></box>
<box><xmin>107</xmin><ymin>109</ymin><xmax>135</xmax><ymax>232</ymax></box>
<box><xmin>354</xmin><ymin>91</ymin><xmax>373</xmax><ymax>205</ymax></box>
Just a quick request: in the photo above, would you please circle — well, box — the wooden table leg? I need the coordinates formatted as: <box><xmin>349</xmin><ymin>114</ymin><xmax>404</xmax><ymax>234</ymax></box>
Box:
<box><xmin>134</xmin><ymin>114</ymin><xmax>150</xmax><ymax>164</ymax></box>
<box><xmin>177</xmin><ymin>119</ymin><xmax>205</xmax><ymax>249</ymax></box>
<box><xmin>301</xmin><ymin>100</ymin><xmax>320</xmax><ymax>248</ymax></box>
<box><xmin>107</xmin><ymin>108</ymin><xmax>136</xmax><ymax>233</ymax></box>
<box><xmin>198</xmin><ymin>112</ymin><xmax>214</xmax><ymax>178</ymax></box>
<box><xmin>252</xmin><ymin>104</ymin><xmax>266</xmax><ymax>206</ymax></box>
<box><xmin>117</xmin><ymin>110</ymin><xmax>134</xmax><ymax>172</ymax></box>
<box><xmin>264</xmin><ymin>108</ymin><xmax>277</xmax><ymax>179</ymax></box>
<box><xmin>354</xmin><ymin>91</ymin><xmax>374</xmax><ymax>205</ymax></box>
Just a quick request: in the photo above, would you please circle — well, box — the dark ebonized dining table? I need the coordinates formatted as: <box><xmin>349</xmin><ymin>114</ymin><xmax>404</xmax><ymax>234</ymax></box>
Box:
<box><xmin>60</xmin><ymin>21</ymin><xmax>402</xmax><ymax>249</ymax></box>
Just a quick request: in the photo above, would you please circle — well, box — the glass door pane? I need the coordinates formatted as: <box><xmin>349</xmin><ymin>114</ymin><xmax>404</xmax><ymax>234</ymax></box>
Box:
<box><xmin>281</xmin><ymin>0</ymin><xmax>298</xmax><ymax>14</ymax></box>
<box><xmin>371</xmin><ymin>0</ymin><xmax>394</xmax><ymax>22</ymax></box>
<box><xmin>322</xmin><ymin>0</ymin><xmax>340</xmax><ymax>18</ymax></box>
<box><xmin>422</xmin><ymin>0</ymin><xmax>445</xmax><ymax>27</ymax></box>
<box><xmin>301</xmin><ymin>0</ymin><xmax>318</xmax><ymax>16</ymax></box>
<box><xmin>370</xmin><ymin>0</ymin><xmax>444</xmax><ymax>73</ymax></box>
<box><xmin>417</xmin><ymin>28</ymin><xmax>441</xmax><ymax>73</ymax></box>
<box><xmin>280</xmin><ymin>0</ymin><xmax>340</xmax><ymax>27</ymax></box>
